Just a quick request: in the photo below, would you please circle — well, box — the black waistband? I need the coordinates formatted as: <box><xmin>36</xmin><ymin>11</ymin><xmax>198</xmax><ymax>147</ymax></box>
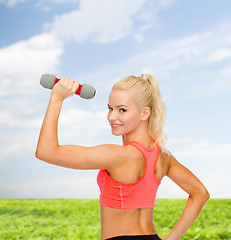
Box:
<box><xmin>106</xmin><ymin>234</ymin><xmax>161</xmax><ymax>240</ymax></box>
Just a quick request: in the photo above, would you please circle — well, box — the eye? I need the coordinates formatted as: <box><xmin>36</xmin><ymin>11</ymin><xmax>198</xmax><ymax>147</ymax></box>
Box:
<box><xmin>119</xmin><ymin>108</ymin><xmax>126</xmax><ymax>113</ymax></box>
<box><xmin>108</xmin><ymin>106</ymin><xmax>113</xmax><ymax>111</ymax></box>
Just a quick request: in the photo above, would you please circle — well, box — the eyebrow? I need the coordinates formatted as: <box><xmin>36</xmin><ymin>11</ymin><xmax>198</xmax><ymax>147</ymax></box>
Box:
<box><xmin>107</xmin><ymin>104</ymin><xmax>128</xmax><ymax>108</ymax></box>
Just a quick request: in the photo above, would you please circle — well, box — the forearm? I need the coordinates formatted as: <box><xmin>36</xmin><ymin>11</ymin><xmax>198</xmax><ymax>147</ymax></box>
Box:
<box><xmin>36</xmin><ymin>94</ymin><xmax>63</xmax><ymax>159</ymax></box>
<box><xmin>167</xmin><ymin>194</ymin><xmax>209</xmax><ymax>240</ymax></box>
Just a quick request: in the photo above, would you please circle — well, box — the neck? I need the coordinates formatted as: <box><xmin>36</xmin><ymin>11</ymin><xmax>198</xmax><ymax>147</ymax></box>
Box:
<box><xmin>122</xmin><ymin>122</ymin><xmax>153</xmax><ymax>148</ymax></box>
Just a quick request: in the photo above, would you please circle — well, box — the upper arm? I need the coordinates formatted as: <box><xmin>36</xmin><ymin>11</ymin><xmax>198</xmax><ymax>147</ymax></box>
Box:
<box><xmin>166</xmin><ymin>154</ymin><xmax>209</xmax><ymax>198</ymax></box>
<box><xmin>36</xmin><ymin>144</ymin><xmax>128</xmax><ymax>170</ymax></box>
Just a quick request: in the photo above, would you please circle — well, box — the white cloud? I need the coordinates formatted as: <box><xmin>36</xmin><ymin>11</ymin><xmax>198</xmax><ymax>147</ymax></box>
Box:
<box><xmin>156</xmin><ymin>0</ymin><xmax>175</xmax><ymax>8</ymax></box>
<box><xmin>0</xmin><ymin>33</ymin><xmax>63</xmax><ymax>96</ymax></box>
<box><xmin>157</xmin><ymin>170</ymin><xmax>231</xmax><ymax>199</ymax></box>
<box><xmin>167</xmin><ymin>137</ymin><xmax>231</xmax><ymax>159</ymax></box>
<box><xmin>157</xmin><ymin>177</ymin><xmax>188</xmax><ymax>198</ymax></box>
<box><xmin>47</xmin><ymin>0</ymin><xmax>145</xmax><ymax>43</ymax></box>
<box><xmin>77</xmin><ymin>21</ymin><xmax>231</xmax><ymax>101</ymax></box>
<box><xmin>46</xmin><ymin>0</ymin><xmax>176</xmax><ymax>44</ymax></box>
<box><xmin>35</xmin><ymin>0</ymin><xmax>79</xmax><ymax>12</ymax></box>
<box><xmin>54</xmin><ymin>108</ymin><xmax>110</xmax><ymax>145</ymax></box>
<box><xmin>0</xmin><ymin>0</ymin><xmax>79</xmax><ymax>8</ymax></box>
<box><xmin>40</xmin><ymin>0</ymin><xmax>79</xmax><ymax>3</ymax></box>
<box><xmin>175</xmin><ymin>143</ymin><xmax>231</xmax><ymax>158</ymax></box>
<box><xmin>130</xmin><ymin>28</ymin><xmax>231</xmax><ymax>74</ymax></box>
<box><xmin>112</xmin><ymin>21</ymin><xmax>231</xmax><ymax>98</ymax></box>
<box><xmin>0</xmin><ymin>0</ymin><xmax>26</xmax><ymax>7</ymax></box>
<box><xmin>0</xmin><ymin>33</ymin><xmax>63</xmax><ymax>164</ymax></box>
<box><xmin>0</xmin><ymin>174</ymin><xmax>99</xmax><ymax>198</ymax></box>
<box><xmin>160</xmin><ymin>137</ymin><xmax>231</xmax><ymax>199</ymax></box>
<box><xmin>0</xmin><ymin>105</ymin><xmax>108</xmax><ymax>139</ymax></box>
<box><xmin>0</xmin><ymin>105</ymin><xmax>109</xmax><ymax>165</ymax></box>
<box><xmin>0</xmin><ymin>110</ymin><xmax>42</xmax><ymax>129</ymax></box>
<box><xmin>205</xmin><ymin>48</ymin><xmax>231</xmax><ymax>63</ymax></box>
<box><xmin>133</xmin><ymin>34</ymin><xmax>144</xmax><ymax>42</ymax></box>
<box><xmin>167</xmin><ymin>137</ymin><xmax>195</xmax><ymax>144</ymax></box>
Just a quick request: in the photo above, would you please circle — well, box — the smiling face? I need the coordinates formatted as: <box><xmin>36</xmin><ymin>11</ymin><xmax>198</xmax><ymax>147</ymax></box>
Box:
<box><xmin>107</xmin><ymin>89</ymin><xmax>147</xmax><ymax>136</ymax></box>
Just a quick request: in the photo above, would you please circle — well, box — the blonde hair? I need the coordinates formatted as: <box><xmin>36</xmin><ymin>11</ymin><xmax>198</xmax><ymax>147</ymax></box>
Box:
<box><xmin>112</xmin><ymin>74</ymin><xmax>167</xmax><ymax>148</ymax></box>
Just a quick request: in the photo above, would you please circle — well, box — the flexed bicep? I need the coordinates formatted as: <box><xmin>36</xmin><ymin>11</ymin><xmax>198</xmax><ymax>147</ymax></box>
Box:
<box><xmin>36</xmin><ymin>143</ymin><xmax>129</xmax><ymax>171</ymax></box>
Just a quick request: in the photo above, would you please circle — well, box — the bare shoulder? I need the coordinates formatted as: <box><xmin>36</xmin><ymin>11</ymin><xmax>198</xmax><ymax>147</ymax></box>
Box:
<box><xmin>86</xmin><ymin>143</ymin><xmax>142</xmax><ymax>170</ymax></box>
<box><xmin>155</xmin><ymin>148</ymin><xmax>172</xmax><ymax>182</ymax></box>
<box><xmin>159</xmin><ymin>149</ymin><xmax>183</xmax><ymax>176</ymax></box>
<box><xmin>92</xmin><ymin>143</ymin><xmax>141</xmax><ymax>159</ymax></box>
<box><xmin>108</xmin><ymin>144</ymin><xmax>144</xmax><ymax>167</ymax></box>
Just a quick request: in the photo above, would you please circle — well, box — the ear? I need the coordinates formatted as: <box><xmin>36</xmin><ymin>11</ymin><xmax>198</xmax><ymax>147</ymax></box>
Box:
<box><xmin>141</xmin><ymin>107</ymin><xmax>151</xmax><ymax>121</ymax></box>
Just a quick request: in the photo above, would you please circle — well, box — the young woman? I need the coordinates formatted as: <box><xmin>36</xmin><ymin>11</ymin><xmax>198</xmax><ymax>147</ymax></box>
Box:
<box><xmin>36</xmin><ymin>74</ymin><xmax>210</xmax><ymax>240</ymax></box>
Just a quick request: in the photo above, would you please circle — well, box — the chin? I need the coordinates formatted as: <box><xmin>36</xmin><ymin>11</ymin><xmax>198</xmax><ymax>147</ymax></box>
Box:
<box><xmin>111</xmin><ymin>129</ymin><xmax>132</xmax><ymax>136</ymax></box>
<box><xmin>111</xmin><ymin>131</ymin><xmax>123</xmax><ymax>136</ymax></box>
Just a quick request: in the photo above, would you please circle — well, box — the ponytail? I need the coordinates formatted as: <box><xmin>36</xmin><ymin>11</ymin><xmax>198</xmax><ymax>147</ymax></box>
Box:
<box><xmin>140</xmin><ymin>74</ymin><xmax>167</xmax><ymax>148</ymax></box>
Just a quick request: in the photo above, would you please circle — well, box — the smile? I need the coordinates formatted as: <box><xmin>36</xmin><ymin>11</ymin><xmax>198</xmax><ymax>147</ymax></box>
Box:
<box><xmin>111</xmin><ymin>124</ymin><xmax>123</xmax><ymax>128</ymax></box>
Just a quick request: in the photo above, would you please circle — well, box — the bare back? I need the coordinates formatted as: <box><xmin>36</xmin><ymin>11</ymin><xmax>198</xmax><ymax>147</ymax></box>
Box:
<box><xmin>100</xmin><ymin>145</ymin><xmax>170</xmax><ymax>240</ymax></box>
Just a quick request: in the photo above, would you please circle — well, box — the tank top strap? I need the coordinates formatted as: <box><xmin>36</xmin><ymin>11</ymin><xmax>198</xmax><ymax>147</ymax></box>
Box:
<box><xmin>124</xmin><ymin>141</ymin><xmax>160</xmax><ymax>170</ymax></box>
<box><xmin>124</xmin><ymin>141</ymin><xmax>148</xmax><ymax>152</ymax></box>
<box><xmin>124</xmin><ymin>140</ymin><xmax>159</xmax><ymax>153</ymax></box>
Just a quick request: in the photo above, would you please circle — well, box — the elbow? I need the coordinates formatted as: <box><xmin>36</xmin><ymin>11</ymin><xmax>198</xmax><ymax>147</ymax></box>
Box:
<box><xmin>35</xmin><ymin>144</ymin><xmax>44</xmax><ymax>160</ymax></box>
<box><xmin>35</xmin><ymin>141</ymin><xmax>59</xmax><ymax>161</ymax></box>
<box><xmin>203</xmin><ymin>189</ymin><xmax>210</xmax><ymax>202</ymax></box>
<box><xmin>200</xmin><ymin>188</ymin><xmax>210</xmax><ymax>203</ymax></box>
<box><xmin>35</xmin><ymin>142</ymin><xmax>43</xmax><ymax>160</ymax></box>
<box><xmin>192</xmin><ymin>186</ymin><xmax>210</xmax><ymax>204</ymax></box>
<box><xmin>35</xmin><ymin>147</ymin><xmax>52</xmax><ymax>162</ymax></box>
<box><xmin>35</xmin><ymin>145</ymin><xmax>59</xmax><ymax>165</ymax></box>
<box><xmin>200</xmin><ymin>183</ymin><xmax>210</xmax><ymax>202</ymax></box>
<box><xmin>35</xmin><ymin>148</ymin><xmax>44</xmax><ymax>161</ymax></box>
<box><xmin>35</xmin><ymin>149</ymin><xmax>41</xmax><ymax>160</ymax></box>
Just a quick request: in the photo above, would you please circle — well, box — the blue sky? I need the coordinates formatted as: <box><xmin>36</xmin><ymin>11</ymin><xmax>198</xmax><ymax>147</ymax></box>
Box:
<box><xmin>0</xmin><ymin>0</ymin><xmax>230</xmax><ymax>199</ymax></box>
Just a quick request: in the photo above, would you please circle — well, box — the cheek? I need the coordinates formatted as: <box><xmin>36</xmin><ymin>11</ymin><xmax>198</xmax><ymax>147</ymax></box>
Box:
<box><xmin>124</xmin><ymin>112</ymin><xmax>141</xmax><ymax>126</ymax></box>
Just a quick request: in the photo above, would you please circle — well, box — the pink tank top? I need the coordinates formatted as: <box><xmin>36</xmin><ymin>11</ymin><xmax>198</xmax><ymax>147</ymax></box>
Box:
<box><xmin>97</xmin><ymin>141</ymin><xmax>160</xmax><ymax>209</ymax></box>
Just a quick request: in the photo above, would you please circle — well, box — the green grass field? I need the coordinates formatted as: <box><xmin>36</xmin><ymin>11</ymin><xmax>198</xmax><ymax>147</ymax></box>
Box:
<box><xmin>0</xmin><ymin>199</ymin><xmax>230</xmax><ymax>239</ymax></box>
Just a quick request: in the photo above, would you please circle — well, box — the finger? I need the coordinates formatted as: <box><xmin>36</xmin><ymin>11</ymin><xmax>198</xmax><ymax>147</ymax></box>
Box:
<box><xmin>73</xmin><ymin>80</ymin><xmax>80</xmax><ymax>92</ymax></box>
<box><xmin>57</xmin><ymin>77</ymin><xmax>67</xmax><ymax>89</ymax></box>
<box><xmin>60</xmin><ymin>77</ymin><xmax>67</xmax><ymax>84</ymax></box>
<box><xmin>66</xmin><ymin>78</ymin><xmax>74</xmax><ymax>89</ymax></box>
<box><xmin>59</xmin><ymin>77</ymin><xmax>73</xmax><ymax>89</ymax></box>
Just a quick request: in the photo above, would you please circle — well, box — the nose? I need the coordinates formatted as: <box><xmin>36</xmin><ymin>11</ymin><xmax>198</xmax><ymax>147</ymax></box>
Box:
<box><xmin>107</xmin><ymin>110</ymin><xmax>117</xmax><ymax>122</ymax></box>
